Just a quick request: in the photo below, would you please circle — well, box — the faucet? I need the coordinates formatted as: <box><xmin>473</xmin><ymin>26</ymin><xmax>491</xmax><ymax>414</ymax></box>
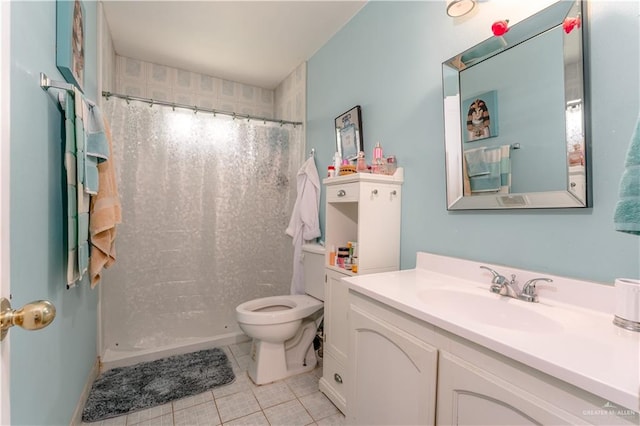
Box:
<box><xmin>480</xmin><ymin>266</ymin><xmax>519</xmax><ymax>298</ymax></box>
<box><xmin>518</xmin><ymin>278</ymin><xmax>553</xmax><ymax>303</ymax></box>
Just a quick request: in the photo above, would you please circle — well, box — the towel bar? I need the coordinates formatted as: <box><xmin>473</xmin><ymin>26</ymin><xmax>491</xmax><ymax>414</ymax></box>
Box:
<box><xmin>40</xmin><ymin>72</ymin><xmax>76</xmax><ymax>92</ymax></box>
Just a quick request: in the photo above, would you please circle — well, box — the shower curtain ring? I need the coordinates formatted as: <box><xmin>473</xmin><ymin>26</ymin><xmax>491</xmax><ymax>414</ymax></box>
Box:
<box><xmin>172</xmin><ymin>104</ymin><xmax>175</xmax><ymax>111</ymax></box>
<box><xmin>232</xmin><ymin>113</ymin><xmax>236</xmax><ymax>120</ymax></box>
<box><xmin>194</xmin><ymin>106</ymin><xmax>198</xmax><ymax>114</ymax></box>
<box><xmin>150</xmin><ymin>99</ymin><xmax>154</xmax><ymax>108</ymax></box>
<box><xmin>125</xmin><ymin>96</ymin><xmax>130</xmax><ymax>105</ymax></box>
<box><xmin>280</xmin><ymin>120</ymin><xmax>284</xmax><ymax>127</ymax></box>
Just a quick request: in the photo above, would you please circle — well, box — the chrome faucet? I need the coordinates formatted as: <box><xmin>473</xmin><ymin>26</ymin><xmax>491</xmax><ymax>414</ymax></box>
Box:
<box><xmin>480</xmin><ymin>266</ymin><xmax>554</xmax><ymax>303</ymax></box>
<box><xmin>518</xmin><ymin>278</ymin><xmax>553</xmax><ymax>303</ymax></box>
<box><xmin>480</xmin><ymin>266</ymin><xmax>519</xmax><ymax>298</ymax></box>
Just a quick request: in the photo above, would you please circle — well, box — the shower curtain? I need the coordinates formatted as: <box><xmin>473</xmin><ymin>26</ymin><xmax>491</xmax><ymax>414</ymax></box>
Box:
<box><xmin>101</xmin><ymin>98</ymin><xmax>303</xmax><ymax>353</ymax></box>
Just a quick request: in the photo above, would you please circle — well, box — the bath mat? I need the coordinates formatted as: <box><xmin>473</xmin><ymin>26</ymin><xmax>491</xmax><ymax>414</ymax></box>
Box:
<box><xmin>82</xmin><ymin>347</ymin><xmax>235</xmax><ymax>422</ymax></box>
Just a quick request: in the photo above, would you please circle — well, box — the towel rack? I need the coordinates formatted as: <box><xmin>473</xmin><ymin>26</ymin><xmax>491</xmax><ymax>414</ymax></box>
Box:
<box><xmin>40</xmin><ymin>72</ymin><xmax>77</xmax><ymax>93</ymax></box>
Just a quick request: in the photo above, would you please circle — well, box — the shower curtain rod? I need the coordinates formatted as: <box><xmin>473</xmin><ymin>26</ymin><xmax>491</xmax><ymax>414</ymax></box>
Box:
<box><xmin>101</xmin><ymin>91</ymin><xmax>303</xmax><ymax>127</ymax></box>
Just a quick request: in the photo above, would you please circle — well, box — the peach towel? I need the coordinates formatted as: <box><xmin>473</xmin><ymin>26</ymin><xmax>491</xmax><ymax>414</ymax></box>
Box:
<box><xmin>89</xmin><ymin>116</ymin><xmax>122</xmax><ymax>287</ymax></box>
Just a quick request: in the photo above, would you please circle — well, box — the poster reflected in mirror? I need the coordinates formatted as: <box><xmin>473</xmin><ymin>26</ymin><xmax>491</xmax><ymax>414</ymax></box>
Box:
<box><xmin>463</xmin><ymin>90</ymin><xmax>498</xmax><ymax>142</ymax></box>
<box><xmin>335</xmin><ymin>106</ymin><xmax>363</xmax><ymax>161</ymax></box>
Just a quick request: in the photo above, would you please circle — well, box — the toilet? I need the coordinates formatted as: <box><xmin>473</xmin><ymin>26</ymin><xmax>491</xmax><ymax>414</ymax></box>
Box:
<box><xmin>236</xmin><ymin>243</ymin><xmax>325</xmax><ymax>385</ymax></box>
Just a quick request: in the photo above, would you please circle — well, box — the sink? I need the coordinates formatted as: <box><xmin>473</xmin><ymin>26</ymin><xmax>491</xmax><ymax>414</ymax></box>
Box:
<box><xmin>417</xmin><ymin>288</ymin><xmax>564</xmax><ymax>333</ymax></box>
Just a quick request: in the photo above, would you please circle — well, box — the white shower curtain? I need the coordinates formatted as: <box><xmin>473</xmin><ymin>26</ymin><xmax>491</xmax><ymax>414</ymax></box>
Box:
<box><xmin>101</xmin><ymin>98</ymin><xmax>303</xmax><ymax>353</ymax></box>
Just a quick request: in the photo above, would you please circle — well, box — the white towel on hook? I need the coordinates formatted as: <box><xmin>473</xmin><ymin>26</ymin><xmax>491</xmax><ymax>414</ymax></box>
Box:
<box><xmin>286</xmin><ymin>156</ymin><xmax>321</xmax><ymax>295</ymax></box>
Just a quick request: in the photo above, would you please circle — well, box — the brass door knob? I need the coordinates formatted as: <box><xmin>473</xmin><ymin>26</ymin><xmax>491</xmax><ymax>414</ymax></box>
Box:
<box><xmin>0</xmin><ymin>297</ymin><xmax>56</xmax><ymax>341</ymax></box>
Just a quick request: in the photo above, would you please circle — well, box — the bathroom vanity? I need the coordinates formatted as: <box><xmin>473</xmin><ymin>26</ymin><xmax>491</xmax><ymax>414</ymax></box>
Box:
<box><xmin>319</xmin><ymin>171</ymin><xmax>403</xmax><ymax>413</ymax></box>
<box><xmin>343</xmin><ymin>252</ymin><xmax>640</xmax><ymax>425</ymax></box>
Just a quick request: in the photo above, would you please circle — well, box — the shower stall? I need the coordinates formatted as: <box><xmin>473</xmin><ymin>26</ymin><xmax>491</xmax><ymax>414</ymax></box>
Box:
<box><xmin>100</xmin><ymin>98</ymin><xmax>304</xmax><ymax>366</ymax></box>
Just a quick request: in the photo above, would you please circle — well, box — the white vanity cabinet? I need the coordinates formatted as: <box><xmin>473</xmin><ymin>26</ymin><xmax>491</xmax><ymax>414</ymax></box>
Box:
<box><xmin>347</xmin><ymin>290</ymin><xmax>638</xmax><ymax>426</ymax></box>
<box><xmin>348</xmin><ymin>300</ymin><xmax>438</xmax><ymax>425</ymax></box>
<box><xmin>319</xmin><ymin>172</ymin><xmax>403</xmax><ymax>414</ymax></box>
<box><xmin>437</xmin><ymin>352</ymin><xmax>586</xmax><ymax>425</ymax></box>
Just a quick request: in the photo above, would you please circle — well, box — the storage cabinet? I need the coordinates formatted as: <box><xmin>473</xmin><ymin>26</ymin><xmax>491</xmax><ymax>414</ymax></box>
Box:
<box><xmin>347</xmin><ymin>291</ymin><xmax>638</xmax><ymax>426</ymax></box>
<box><xmin>319</xmin><ymin>172</ymin><xmax>403</xmax><ymax>414</ymax></box>
<box><xmin>348</xmin><ymin>303</ymin><xmax>438</xmax><ymax>425</ymax></box>
<box><xmin>437</xmin><ymin>352</ymin><xmax>584</xmax><ymax>425</ymax></box>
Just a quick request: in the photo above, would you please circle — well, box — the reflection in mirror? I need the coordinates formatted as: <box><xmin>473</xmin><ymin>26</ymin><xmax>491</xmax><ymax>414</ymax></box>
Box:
<box><xmin>443</xmin><ymin>0</ymin><xmax>590</xmax><ymax>210</ymax></box>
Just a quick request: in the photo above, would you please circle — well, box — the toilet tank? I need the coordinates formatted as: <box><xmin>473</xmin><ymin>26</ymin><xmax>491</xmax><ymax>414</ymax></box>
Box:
<box><xmin>302</xmin><ymin>243</ymin><xmax>325</xmax><ymax>301</ymax></box>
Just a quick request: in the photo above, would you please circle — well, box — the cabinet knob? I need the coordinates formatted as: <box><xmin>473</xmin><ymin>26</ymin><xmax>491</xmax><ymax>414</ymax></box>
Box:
<box><xmin>391</xmin><ymin>190</ymin><xmax>397</xmax><ymax>196</ymax></box>
<box><xmin>334</xmin><ymin>373</ymin><xmax>343</xmax><ymax>384</ymax></box>
<box><xmin>337</xmin><ymin>189</ymin><xmax>346</xmax><ymax>197</ymax></box>
<box><xmin>371</xmin><ymin>189</ymin><xmax>378</xmax><ymax>195</ymax></box>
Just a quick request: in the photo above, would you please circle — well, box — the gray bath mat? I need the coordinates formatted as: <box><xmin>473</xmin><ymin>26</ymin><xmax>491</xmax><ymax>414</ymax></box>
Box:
<box><xmin>82</xmin><ymin>347</ymin><xmax>235</xmax><ymax>422</ymax></box>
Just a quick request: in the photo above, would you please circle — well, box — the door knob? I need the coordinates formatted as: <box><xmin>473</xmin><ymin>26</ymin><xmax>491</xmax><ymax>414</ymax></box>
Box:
<box><xmin>0</xmin><ymin>297</ymin><xmax>56</xmax><ymax>341</ymax></box>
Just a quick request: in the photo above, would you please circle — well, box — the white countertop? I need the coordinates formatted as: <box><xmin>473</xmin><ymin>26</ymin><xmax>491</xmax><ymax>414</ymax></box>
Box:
<box><xmin>342</xmin><ymin>252</ymin><xmax>640</xmax><ymax>412</ymax></box>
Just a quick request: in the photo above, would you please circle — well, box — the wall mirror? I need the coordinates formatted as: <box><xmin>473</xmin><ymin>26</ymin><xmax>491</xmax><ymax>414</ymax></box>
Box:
<box><xmin>443</xmin><ymin>0</ymin><xmax>590</xmax><ymax>210</ymax></box>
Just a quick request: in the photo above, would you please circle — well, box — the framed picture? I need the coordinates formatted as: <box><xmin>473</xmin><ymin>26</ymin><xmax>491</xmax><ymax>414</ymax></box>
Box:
<box><xmin>335</xmin><ymin>105</ymin><xmax>363</xmax><ymax>161</ymax></box>
<box><xmin>462</xmin><ymin>90</ymin><xmax>498</xmax><ymax>143</ymax></box>
<box><xmin>56</xmin><ymin>0</ymin><xmax>85</xmax><ymax>92</ymax></box>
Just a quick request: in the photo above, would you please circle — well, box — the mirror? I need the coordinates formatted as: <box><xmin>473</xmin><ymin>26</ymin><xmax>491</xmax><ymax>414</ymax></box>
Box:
<box><xmin>443</xmin><ymin>0</ymin><xmax>590</xmax><ymax>210</ymax></box>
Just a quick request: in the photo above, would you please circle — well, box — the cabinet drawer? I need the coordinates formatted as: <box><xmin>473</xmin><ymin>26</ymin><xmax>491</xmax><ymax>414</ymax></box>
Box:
<box><xmin>321</xmin><ymin>351</ymin><xmax>347</xmax><ymax>408</ymax></box>
<box><xmin>326</xmin><ymin>183</ymin><xmax>359</xmax><ymax>202</ymax></box>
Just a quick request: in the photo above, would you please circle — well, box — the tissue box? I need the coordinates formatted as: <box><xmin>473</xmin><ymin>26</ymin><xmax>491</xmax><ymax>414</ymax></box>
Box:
<box><xmin>613</xmin><ymin>278</ymin><xmax>640</xmax><ymax>332</ymax></box>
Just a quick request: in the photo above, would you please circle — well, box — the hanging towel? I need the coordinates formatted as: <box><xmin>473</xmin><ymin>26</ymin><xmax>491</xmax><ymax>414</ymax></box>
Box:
<box><xmin>614</xmin><ymin>115</ymin><xmax>640</xmax><ymax>235</ymax></box>
<box><xmin>89</xmin><ymin>116</ymin><xmax>122</xmax><ymax>287</ymax></box>
<box><xmin>59</xmin><ymin>91</ymin><xmax>81</xmax><ymax>287</ymax></box>
<box><xmin>285</xmin><ymin>156</ymin><xmax>321</xmax><ymax>295</ymax></box>
<box><xmin>83</xmin><ymin>98</ymin><xmax>110</xmax><ymax>195</ymax></box>
<box><xmin>466</xmin><ymin>145</ymin><xmax>511</xmax><ymax>194</ymax></box>
<box><xmin>59</xmin><ymin>88</ymin><xmax>111</xmax><ymax>287</ymax></box>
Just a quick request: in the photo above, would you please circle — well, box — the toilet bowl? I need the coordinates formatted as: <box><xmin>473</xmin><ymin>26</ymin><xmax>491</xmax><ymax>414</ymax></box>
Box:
<box><xmin>235</xmin><ymin>244</ymin><xmax>325</xmax><ymax>385</ymax></box>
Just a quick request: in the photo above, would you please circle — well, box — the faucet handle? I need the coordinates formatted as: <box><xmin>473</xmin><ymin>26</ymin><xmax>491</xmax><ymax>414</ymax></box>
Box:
<box><xmin>520</xmin><ymin>278</ymin><xmax>553</xmax><ymax>303</ymax></box>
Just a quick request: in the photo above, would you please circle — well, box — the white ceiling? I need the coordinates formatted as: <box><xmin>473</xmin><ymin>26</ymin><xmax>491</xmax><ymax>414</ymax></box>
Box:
<box><xmin>102</xmin><ymin>1</ymin><xmax>367</xmax><ymax>90</ymax></box>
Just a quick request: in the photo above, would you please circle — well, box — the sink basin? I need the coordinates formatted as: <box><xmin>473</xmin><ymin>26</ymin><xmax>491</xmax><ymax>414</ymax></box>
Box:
<box><xmin>417</xmin><ymin>288</ymin><xmax>564</xmax><ymax>333</ymax></box>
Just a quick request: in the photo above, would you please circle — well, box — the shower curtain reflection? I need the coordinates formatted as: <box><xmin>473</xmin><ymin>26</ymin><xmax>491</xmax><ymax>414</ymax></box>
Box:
<box><xmin>101</xmin><ymin>98</ymin><xmax>302</xmax><ymax>362</ymax></box>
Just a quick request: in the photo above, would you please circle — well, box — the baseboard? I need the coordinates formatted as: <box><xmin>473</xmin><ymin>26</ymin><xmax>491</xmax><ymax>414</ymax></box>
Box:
<box><xmin>69</xmin><ymin>357</ymin><xmax>100</xmax><ymax>426</ymax></box>
<box><xmin>100</xmin><ymin>332</ymin><xmax>250</xmax><ymax>371</ymax></box>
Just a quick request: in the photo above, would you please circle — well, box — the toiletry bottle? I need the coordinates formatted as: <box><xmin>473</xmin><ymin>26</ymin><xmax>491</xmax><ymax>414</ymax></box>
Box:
<box><xmin>373</xmin><ymin>142</ymin><xmax>383</xmax><ymax>174</ymax></box>
<box><xmin>327</xmin><ymin>165</ymin><xmax>336</xmax><ymax>178</ymax></box>
<box><xmin>356</xmin><ymin>151</ymin><xmax>367</xmax><ymax>172</ymax></box>
<box><xmin>333</xmin><ymin>152</ymin><xmax>342</xmax><ymax>174</ymax></box>
<box><xmin>329</xmin><ymin>246</ymin><xmax>336</xmax><ymax>266</ymax></box>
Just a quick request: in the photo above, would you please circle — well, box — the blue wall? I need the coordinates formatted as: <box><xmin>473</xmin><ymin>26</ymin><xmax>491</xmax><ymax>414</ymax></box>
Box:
<box><xmin>10</xmin><ymin>1</ymin><xmax>98</xmax><ymax>424</ymax></box>
<box><xmin>308</xmin><ymin>1</ymin><xmax>639</xmax><ymax>283</ymax></box>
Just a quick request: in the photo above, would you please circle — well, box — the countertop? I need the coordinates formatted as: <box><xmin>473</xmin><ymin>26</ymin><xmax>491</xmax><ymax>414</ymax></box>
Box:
<box><xmin>342</xmin><ymin>252</ymin><xmax>640</xmax><ymax>412</ymax></box>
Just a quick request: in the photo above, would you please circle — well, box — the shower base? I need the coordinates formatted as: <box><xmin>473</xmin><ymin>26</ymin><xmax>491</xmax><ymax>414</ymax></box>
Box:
<box><xmin>100</xmin><ymin>331</ymin><xmax>250</xmax><ymax>371</ymax></box>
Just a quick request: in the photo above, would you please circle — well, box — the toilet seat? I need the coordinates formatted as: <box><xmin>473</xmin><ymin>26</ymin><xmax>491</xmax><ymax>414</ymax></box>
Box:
<box><xmin>236</xmin><ymin>295</ymin><xmax>323</xmax><ymax>326</ymax></box>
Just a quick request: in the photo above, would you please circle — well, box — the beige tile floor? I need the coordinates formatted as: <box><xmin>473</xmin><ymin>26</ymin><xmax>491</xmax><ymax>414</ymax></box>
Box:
<box><xmin>83</xmin><ymin>341</ymin><xmax>345</xmax><ymax>426</ymax></box>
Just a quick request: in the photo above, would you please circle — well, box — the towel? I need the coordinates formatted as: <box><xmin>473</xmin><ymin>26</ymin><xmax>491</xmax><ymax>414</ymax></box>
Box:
<box><xmin>286</xmin><ymin>156</ymin><xmax>321</xmax><ymax>295</ymax></box>
<box><xmin>464</xmin><ymin>147</ymin><xmax>490</xmax><ymax>177</ymax></box>
<box><xmin>614</xmin><ymin>115</ymin><xmax>640</xmax><ymax>235</ymax></box>
<box><xmin>89</xmin><ymin>116</ymin><xmax>122</xmax><ymax>287</ymax></box>
<box><xmin>83</xmin><ymin>98</ymin><xmax>110</xmax><ymax>195</ymax></box>
<box><xmin>466</xmin><ymin>145</ymin><xmax>511</xmax><ymax>193</ymax></box>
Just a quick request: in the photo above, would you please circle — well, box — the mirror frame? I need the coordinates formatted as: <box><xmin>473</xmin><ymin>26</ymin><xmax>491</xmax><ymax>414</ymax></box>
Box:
<box><xmin>442</xmin><ymin>0</ymin><xmax>591</xmax><ymax>210</ymax></box>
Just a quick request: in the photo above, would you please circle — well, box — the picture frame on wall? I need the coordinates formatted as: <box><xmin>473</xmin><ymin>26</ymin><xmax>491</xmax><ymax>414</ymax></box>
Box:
<box><xmin>463</xmin><ymin>90</ymin><xmax>498</xmax><ymax>143</ymax></box>
<box><xmin>335</xmin><ymin>105</ymin><xmax>363</xmax><ymax>161</ymax></box>
<box><xmin>56</xmin><ymin>0</ymin><xmax>85</xmax><ymax>92</ymax></box>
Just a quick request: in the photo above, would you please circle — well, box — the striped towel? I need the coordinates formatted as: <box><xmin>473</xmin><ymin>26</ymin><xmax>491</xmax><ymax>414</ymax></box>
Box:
<box><xmin>466</xmin><ymin>145</ymin><xmax>511</xmax><ymax>194</ymax></box>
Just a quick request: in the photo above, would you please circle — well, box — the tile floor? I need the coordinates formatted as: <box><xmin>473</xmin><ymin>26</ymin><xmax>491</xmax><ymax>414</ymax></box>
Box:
<box><xmin>82</xmin><ymin>341</ymin><xmax>345</xmax><ymax>426</ymax></box>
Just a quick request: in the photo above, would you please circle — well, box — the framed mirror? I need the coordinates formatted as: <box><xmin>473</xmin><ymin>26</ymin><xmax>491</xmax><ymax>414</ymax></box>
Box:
<box><xmin>443</xmin><ymin>0</ymin><xmax>590</xmax><ymax>210</ymax></box>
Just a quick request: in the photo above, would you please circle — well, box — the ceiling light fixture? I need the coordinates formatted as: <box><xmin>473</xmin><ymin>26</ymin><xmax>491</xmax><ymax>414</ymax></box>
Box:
<box><xmin>446</xmin><ymin>0</ymin><xmax>476</xmax><ymax>17</ymax></box>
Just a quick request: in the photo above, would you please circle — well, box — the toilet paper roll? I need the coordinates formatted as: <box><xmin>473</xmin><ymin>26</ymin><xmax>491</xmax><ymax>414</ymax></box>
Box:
<box><xmin>614</xmin><ymin>278</ymin><xmax>640</xmax><ymax>323</ymax></box>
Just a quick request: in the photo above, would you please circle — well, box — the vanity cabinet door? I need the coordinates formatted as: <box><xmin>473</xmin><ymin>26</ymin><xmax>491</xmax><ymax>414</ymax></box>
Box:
<box><xmin>437</xmin><ymin>351</ymin><xmax>585</xmax><ymax>426</ymax></box>
<box><xmin>319</xmin><ymin>268</ymin><xmax>350</xmax><ymax>413</ymax></box>
<box><xmin>348</xmin><ymin>304</ymin><xmax>438</xmax><ymax>425</ymax></box>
